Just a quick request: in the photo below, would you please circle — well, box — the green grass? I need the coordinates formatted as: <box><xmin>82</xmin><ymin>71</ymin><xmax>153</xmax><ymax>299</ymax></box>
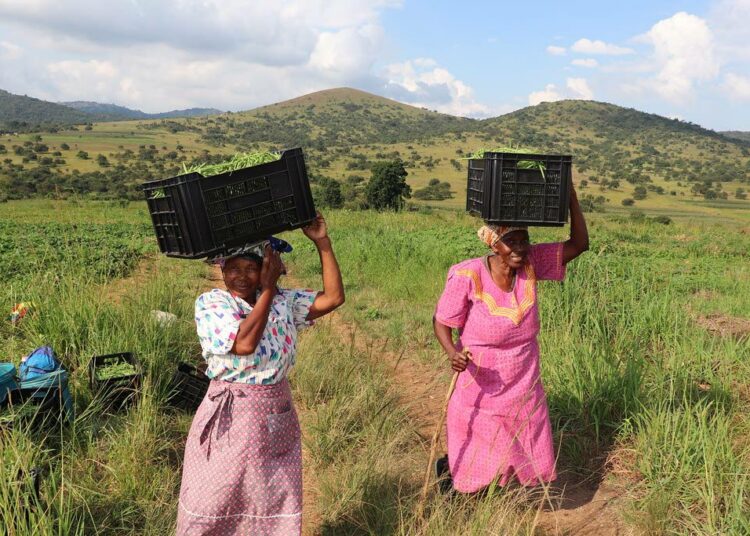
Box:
<box><xmin>0</xmin><ymin>200</ymin><xmax>748</xmax><ymax>534</ymax></box>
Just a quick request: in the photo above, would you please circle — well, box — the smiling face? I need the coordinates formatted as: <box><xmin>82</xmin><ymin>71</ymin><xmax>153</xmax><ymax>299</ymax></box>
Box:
<box><xmin>491</xmin><ymin>229</ymin><xmax>531</xmax><ymax>269</ymax></box>
<box><xmin>222</xmin><ymin>256</ymin><xmax>262</xmax><ymax>301</ymax></box>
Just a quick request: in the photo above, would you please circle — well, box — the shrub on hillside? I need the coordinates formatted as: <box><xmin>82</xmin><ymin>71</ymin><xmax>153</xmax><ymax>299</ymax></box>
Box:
<box><xmin>365</xmin><ymin>160</ymin><xmax>411</xmax><ymax>211</ymax></box>
<box><xmin>413</xmin><ymin>179</ymin><xmax>453</xmax><ymax>201</ymax></box>
<box><xmin>622</xmin><ymin>198</ymin><xmax>635</xmax><ymax>206</ymax></box>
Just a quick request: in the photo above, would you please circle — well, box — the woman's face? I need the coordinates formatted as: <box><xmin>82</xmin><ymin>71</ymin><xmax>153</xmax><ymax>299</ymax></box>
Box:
<box><xmin>222</xmin><ymin>257</ymin><xmax>262</xmax><ymax>301</ymax></box>
<box><xmin>491</xmin><ymin>230</ymin><xmax>531</xmax><ymax>269</ymax></box>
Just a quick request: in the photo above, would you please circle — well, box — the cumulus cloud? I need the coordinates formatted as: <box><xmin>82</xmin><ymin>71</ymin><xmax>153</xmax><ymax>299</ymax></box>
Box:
<box><xmin>641</xmin><ymin>12</ymin><xmax>719</xmax><ymax>104</ymax></box>
<box><xmin>546</xmin><ymin>45</ymin><xmax>566</xmax><ymax>56</ymax></box>
<box><xmin>571</xmin><ymin>58</ymin><xmax>598</xmax><ymax>68</ymax></box>
<box><xmin>0</xmin><ymin>0</ymin><xmax>407</xmax><ymax>111</ymax></box>
<box><xmin>723</xmin><ymin>72</ymin><xmax>750</xmax><ymax>99</ymax></box>
<box><xmin>566</xmin><ymin>78</ymin><xmax>594</xmax><ymax>99</ymax></box>
<box><xmin>528</xmin><ymin>78</ymin><xmax>594</xmax><ymax>105</ymax></box>
<box><xmin>709</xmin><ymin>0</ymin><xmax>750</xmax><ymax>61</ymax></box>
<box><xmin>571</xmin><ymin>38</ymin><xmax>634</xmax><ymax>56</ymax></box>
<box><xmin>382</xmin><ymin>58</ymin><xmax>491</xmax><ymax>117</ymax></box>
<box><xmin>528</xmin><ymin>84</ymin><xmax>562</xmax><ymax>106</ymax></box>
<box><xmin>0</xmin><ymin>41</ymin><xmax>22</xmax><ymax>60</ymax></box>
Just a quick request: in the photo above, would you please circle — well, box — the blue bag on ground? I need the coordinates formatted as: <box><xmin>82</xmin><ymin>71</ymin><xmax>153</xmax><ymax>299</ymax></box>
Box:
<box><xmin>19</xmin><ymin>346</ymin><xmax>61</xmax><ymax>380</ymax></box>
<box><xmin>0</xmin><ymin>363</ymin><xmax>18</xmax><ymax>405</ymax></box>
<box><xmin>18</xmin><ymin>346</ymin><xmax>74</xmax><ymax>422</ymax></box>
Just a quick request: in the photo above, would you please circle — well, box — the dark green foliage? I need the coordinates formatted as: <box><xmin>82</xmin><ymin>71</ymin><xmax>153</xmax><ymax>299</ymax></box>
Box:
<box><xmin>365</xmin><ymin>160</ymin><xmax>411</xmax><ymax>211</ymax></box>
<box><xmin>633</xmin><ymin>186</ymin><xmax>648</xmax><ymax>200</ymax></box>
<box><xmin>413</xmin><ymin>179</ymin><xmax>453</xmax><ymax>200</ymax></box>
<box><xmin>312</xmin><ymin>177</ymin><xmax>344</xmax><ymax>209</ymax></box>
<box><xmin>622</xmin><ymin>198</ymin><xmax>635</xmax><ymax>206</ymax></box>
<box><xmin>579</xmin><ymin>194</ymin><xmax>606</xmax><ymax>212</ymax></box>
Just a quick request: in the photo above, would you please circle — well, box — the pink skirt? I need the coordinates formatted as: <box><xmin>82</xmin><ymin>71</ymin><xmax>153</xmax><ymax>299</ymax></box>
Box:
<box><xmin>176</xmin><ymin>379</ymin><xmax>302</xmax><ymax>535</ymax></box>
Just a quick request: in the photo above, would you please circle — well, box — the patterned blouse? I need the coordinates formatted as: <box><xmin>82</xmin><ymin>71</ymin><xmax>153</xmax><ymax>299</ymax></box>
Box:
<box><xmin>195</xmin><ymin>288</ymin><xmax>318</xmax><ymax>384</ymax></box>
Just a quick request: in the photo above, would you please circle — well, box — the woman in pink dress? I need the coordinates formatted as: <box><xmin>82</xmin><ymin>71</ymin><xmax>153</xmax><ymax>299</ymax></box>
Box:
<box><xmin>433</xmin><ymin>186</ymin><xmax>589</xmax><ymax>493</ymax></box>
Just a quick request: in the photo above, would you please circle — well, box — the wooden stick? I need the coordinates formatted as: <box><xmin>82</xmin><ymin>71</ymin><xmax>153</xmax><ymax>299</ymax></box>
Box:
<box><xmin>415</xmin><ymin>369</ymin><xmax>459</xmax><ymax>521</ymax></box>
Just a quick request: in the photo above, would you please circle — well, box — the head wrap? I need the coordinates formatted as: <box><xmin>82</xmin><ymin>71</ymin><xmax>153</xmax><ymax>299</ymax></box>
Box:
<box><xmin>477</xmin><ymin>225</ymin><xmax>528</xmax><ymax>248</ymax></box>
<box><xmin>206</xmin><ymin>236</ymin><xmax>293</xmax><ymax>267</ymax></box>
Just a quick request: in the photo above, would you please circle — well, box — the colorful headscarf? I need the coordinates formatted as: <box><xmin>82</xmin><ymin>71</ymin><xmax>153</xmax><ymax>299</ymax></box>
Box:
<box><xmin>206</xmin><ymin>236</ymin><xmax>293</xmax><ymax>267</ymax></box>
<box><xmin>477</xmin><ymin>225</ymin><xmax>528</xmax><ymax>248</ymax></box>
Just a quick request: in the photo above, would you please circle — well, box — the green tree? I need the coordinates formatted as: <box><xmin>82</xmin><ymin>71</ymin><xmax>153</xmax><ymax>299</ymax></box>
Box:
<box><xmin>633</xmin><ymin>186</ymin><xmax>647</xmax><ymax>200</ymax></box>
<box><xmin>313</xmin><ymin>177</ymin><xmax>343</xmax><ymax>209</ymax></box>
<box><xmin>365</xmin><ymin>160</ymin><xmax>411</xmax><ymax>211</ymax></box>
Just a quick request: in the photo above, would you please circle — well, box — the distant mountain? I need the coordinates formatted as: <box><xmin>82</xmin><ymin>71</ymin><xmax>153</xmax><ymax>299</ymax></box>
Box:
<box><xmin>60</xmin><ymin>101</ymin><xmax>222</xmax><ymax>120</ymax></box>
<box><xmin>200</xmin><ymin>87</ymin><xmax>475</xmax><ymax>147</ymax></box>
<box><xmin>0</xmin><ymin>89</ymin><xmax>97</xmax><ymax>130</ymax></box>
<box><xmin>720</xmin><ymin>131</ymin><xmax>750</xmax><ymax>143</ymax></box>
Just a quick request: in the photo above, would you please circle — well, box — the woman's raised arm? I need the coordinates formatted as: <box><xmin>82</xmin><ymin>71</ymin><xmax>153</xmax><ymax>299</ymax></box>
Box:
<box><xmin>304</xmin><ymin>213</ymin><xmax>345</xmax><ymax>320</ymax></box>
<box><xmin>562</xmin><ymin>184</ymin><xmax>589</xmax><ymax>264</ymax></box>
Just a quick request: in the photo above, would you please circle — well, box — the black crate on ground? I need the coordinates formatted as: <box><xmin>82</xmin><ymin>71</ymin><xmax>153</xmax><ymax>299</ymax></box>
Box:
<box><xmin>142</xmin><ymin>148</ymin><xmax>316</xmax><ymax>259</ymax></box>
<box><xmin>168</xmin><ymin>363</ymin><xmax>209</xmax><ymax>412</ymax></box>
<box><xmin>88</xmin><ymin>353</ymin><xmax>142</xmax><ymax>411</ymax></box>
<box><xmin>467</xmin><ymin>152</ymin><xmax>572</xmax><ymax>226</ymax></box>
<box><xmin>2</xmin><ymin>386</ymin><xmax>67</xmax><ymax>431</ymax></box>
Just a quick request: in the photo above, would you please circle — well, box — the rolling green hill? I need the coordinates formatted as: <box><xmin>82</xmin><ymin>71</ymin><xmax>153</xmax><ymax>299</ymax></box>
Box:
<box><xmin>0</xmin><ymin>89</ymin><xmax>98</xmax><ymax>130</ymax></box>
<box><xmin>60</xmin><ymin>101</ymin><xmax>223</xmax><ymax>120</ymax></box>
<box><xmin>0</xmin><ymin>88</ymin><xmax>748</xmax><ymax>220</ymax></box>
<box><xmin>721</xmin><ymin>130</ymin><xmax>750</xmax><ymax>143</ymax></box>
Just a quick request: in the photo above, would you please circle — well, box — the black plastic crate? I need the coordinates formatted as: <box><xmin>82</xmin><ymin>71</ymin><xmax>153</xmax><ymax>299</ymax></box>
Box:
<box><xmin>2</xmin><ymin>385</ymin><xmax>67</xmax><ymax>431</ymax></box>
<box><xmin>467</xmin><ymin>152</ymin><xmax>572</xmax><ymax>226</ymax></box>
<box><xmin>88</xmin><ymin>353</ymin><xmax>142</xmax><ymax>411</ymax></box>
<box><xmin>168</xmin><ymin>363</ymin><xmax>210</xmax><ymax>412</ymax></box>
<box><xmin>142</xmin><ymin>148</ymin><xmax>316</xmax><ymax>259</ymax></box>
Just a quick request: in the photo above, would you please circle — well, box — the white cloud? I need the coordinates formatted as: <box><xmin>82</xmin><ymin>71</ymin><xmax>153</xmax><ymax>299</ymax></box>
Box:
<box><xmin>528</xmin><ymin>84</ymin><xmax>563</xmax><ymax>105</ymax></box>
<box><xmin>567</xmin><ymin>78</ymin><xmax>594</xmax><ymax>99</ymax></box>
<box><xmin>0</xmin><ymin>0</ymin><xmax>407</xmax><ymax>112</ymax></box>
<box><xmin>709</xmin><ymin>0</ymin><xmax>750</xmax><ymax>61</ymax></box>
<box><xmin>641</xmin><ymin>12</ymin><xmax>719</xmax><ymax>104</ymax></box>
<box><xmin>0</xmin><ymin>41</ymin><xmax>22</xmax><ymax>60</ymax></box>
<box><xmin>528</xmin><ymin>78</ymin><xmax>593</xmax><ymax>105</ymax></box>
<box><xmin>571</xmin><ymin>38</ymin><xmax>634</xmax><ymax>56</ymax></box>
<box><xmin>383</xmin><ymin>58</ymin><xmax>492</xmax><ymax>117</ymax></box>
<box><xmin>723</xmin><ymin>72</ymin><xmax>750</xmax><ymax>99</ymax></box>
<box><xmin>571</xmin><ymin>58</ymin><xmax>598</xmax><ymax>68</ymax></box>
<box><xmin>546</xmin><ymin>45</ymin><xmax>566</xmax><ymax>56</ymax></box>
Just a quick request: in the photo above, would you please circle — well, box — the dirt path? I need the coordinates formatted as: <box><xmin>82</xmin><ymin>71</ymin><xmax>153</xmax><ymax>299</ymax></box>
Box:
<box><xmin>321</xmin><ymin>310</ymin><xmax>632</xmax><ymax>536</ymax></box>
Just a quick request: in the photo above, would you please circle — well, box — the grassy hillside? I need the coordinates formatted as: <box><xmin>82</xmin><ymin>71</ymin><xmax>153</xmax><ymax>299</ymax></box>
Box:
<box><xmin>0</xmin><ymin>90</ymin><xmax>98</xmax><ymax>131</ymax></box>
<box><xmin>721</xmin><ymin>130</ymin><xmax>750</xmax><ymax>143</ymax></box>
<box><xmin>0</xmin><ymin>88</ymin><xmax>748</xmax><ymax>220</ymax></box>
<box><xmin>60</xmin><ymin>101</ymin><xmax>222</xmax><ymax>120</ymax></box>
<box><xmin>1</xmin><ymin>200</ymin><xmax>748</xmax><ymax>534</ymax></box>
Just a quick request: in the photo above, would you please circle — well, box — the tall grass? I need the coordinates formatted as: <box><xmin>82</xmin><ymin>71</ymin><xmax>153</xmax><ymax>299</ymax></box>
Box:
<box><xmin>1</xmin><ymin>201</ymin><xmax>748</xmax><ymax>534</ymax></box>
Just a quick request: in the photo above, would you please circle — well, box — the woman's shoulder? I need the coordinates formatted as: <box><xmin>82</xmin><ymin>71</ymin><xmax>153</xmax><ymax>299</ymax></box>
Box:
<box><xmin>195</xmin><ymin>288</ymin><xmax>232</xmax><ymax>306</ymax></box>
<box><xmin>448</xmin><ymin>256</ymin><xmax>484</xmax><ymax>274</ymax></box>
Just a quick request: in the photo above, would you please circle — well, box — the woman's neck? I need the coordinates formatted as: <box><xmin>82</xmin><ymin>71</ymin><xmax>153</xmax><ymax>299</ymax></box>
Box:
<box><xmin>487</xmin><ymin>254</ymin><xmax>515</xmax><ymax>291</ymax></box>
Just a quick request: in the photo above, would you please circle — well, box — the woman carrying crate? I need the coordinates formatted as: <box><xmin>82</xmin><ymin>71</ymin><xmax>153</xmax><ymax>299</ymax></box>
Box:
<box><xmin>176</xmin><ymin>212</ymin><xmax>344</xmax><ymax>536</ymax></box>
<box><xmin>433</xmin><ymin>185</ymin><xmax>588</xmax><ymax>494</ymax></box>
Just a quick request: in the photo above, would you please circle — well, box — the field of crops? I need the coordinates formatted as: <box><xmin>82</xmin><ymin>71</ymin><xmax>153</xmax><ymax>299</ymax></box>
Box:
<box><xmin>1</xmin><ymin>199</ymin><xmax>749</xmax><ymax>535</ymax></box>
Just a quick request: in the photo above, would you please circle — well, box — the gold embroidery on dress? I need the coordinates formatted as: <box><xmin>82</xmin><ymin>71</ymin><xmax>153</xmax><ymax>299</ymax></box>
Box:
<box><xmin>454</xmin><ymin>264</ymin><xmax>536</xmax><ymax>325</ymax></box>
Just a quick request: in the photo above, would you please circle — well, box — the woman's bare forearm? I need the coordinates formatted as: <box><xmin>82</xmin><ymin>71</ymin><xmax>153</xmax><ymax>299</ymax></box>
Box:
<box><xmin>307</xmin><ymin>237</ymin><xmax>345</xmax><ymax>320</ymax></box>
<box><xmin>231</xmin><ymin>288</ymin><xmax>275</xmax><ymax>355</ymax></box>
<box><xmin>563</xmin><ymin>187</ymin><xmax>589</xmax><ymax>264</ymax></box>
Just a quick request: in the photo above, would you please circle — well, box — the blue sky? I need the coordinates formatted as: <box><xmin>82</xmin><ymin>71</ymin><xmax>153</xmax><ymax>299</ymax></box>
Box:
<box><xmin>0</xmin><ymin>0</ymin><xmax>748</xmax><ymax>130</ymax></box>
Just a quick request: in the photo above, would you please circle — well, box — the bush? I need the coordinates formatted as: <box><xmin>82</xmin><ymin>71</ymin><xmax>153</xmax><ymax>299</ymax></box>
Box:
<box><xmin>579</xmin><ymin>194</ymin><xmax>606</xmax><ymax>213</ymax></box>
<box><xmin>312</xmin><ymin>177</ymin><xmax>344</xmax><ymax>209</ymax></box>
<box><xmin>365</xmin><ymin>160</ymin><xmax>411</xmax><ymax>211</ymax></box>
<box><xmin>651</xmin><ymin>215</ymin><xmax>672</xmax><ymax>225</ymax></box>
<box><xmin>621</xmin><ymin>198</ymin><xmax>635</xmax><ymax>206</ymax></box>
<box><xmin>413</xmin><ymin>180</ymin><xmax>453</xmax><ymax>201</ymax></box>
<box><xmin>633</xmin><ymin>186</ymin><xmax>647</xmax><ymax>200</ymax></box>
<box><xmin>629</xmin><ymin>210</ymin><xmax>646</xmax><ymax>221</ymax></box>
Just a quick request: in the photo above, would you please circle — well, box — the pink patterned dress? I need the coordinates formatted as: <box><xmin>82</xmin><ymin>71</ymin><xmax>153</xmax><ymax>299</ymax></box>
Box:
<box><xmin>435</xmin><ymin>243</ymin><xmax>565</xmax><ymax>493</ymax></box>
